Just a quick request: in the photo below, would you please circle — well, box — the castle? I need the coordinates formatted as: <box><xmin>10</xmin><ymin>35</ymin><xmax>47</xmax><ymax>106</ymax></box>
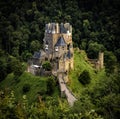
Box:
<box><xmin>28</xmin><ymin>22</ymin><xmax>104</xmax><ymax>76</ymax></box>
<box><xmin>27</xmin><ymin>22</ymin><xmax>104</xmax><ymax>105</ymax></box>
<box><xmin>28</xmin><ymin>23</ymin><xmax>74</xmax><ymax>75</ymax></box>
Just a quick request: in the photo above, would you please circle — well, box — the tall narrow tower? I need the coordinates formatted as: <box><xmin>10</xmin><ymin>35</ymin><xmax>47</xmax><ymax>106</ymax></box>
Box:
<box><xmin>98</xmin><ymin>52</ymin><xmax>104</xmax><ymax>69</ymax></box>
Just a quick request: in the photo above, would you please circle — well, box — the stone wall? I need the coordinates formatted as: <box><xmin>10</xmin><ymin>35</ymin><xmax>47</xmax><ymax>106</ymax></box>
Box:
<box><xmin>88</xmin><ymin>52</ymin><xmax>104</xmax><ymax>70</ymax></box>
<box><xmin>28</xmin><ymin>23</ymin><xmax>74</xmax><ymax>79</ymax></box>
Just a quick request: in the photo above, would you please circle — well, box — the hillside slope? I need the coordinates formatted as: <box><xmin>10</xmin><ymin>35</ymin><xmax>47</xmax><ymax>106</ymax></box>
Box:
<box><xmin>0</xmin><ymin>72</ymin><xmax>48</xmax><ymax>104</ymax></box>
<box><xmin>0</xmin><ymin>49</ymin><xmax>106</xmax><ymax>103</ymax></box>
<box><xmin>68</xmin><ymin>49</ymin><xmax>106</xmax><ymax>98</ymax></box>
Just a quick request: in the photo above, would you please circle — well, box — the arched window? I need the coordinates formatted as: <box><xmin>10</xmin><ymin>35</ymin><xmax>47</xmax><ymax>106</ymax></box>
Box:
<box><xmin>45</xmin><ymin>41</ymin><xmax>48</xmax><ymax>50</ymax></box>
<box><xmin>55</xmin><ymin>46</ymin><xmax>58</xmax><ymax>52</ymax></box>
<box><xmin>45</xmin><ymin>44</ymin><xmax>48</xmax><ymax>50</ymax></box>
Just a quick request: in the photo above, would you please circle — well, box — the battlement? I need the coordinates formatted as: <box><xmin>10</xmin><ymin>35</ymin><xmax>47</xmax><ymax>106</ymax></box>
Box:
<box><xmin>45</xmin><ymin>23</ymin><xmax>72</xmax><ymax>34</ymax></box>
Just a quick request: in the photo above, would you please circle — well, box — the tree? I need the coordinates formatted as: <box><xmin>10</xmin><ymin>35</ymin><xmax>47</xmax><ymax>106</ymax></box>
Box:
<box><xmin>78</xmin><ymin>70</ymin><xmax>91</xmax><ymax>85</ymax></box>
<box><xmin>0</xmin><ymin>58</ymin><xmax>7</xmax><ymax>81</ymax></box>
<box><xmin>88</xmin><ymin>73</ymin><xmax>120</xmax><ymax>119</ymax></box>
<box><xmin>0</xmin><ymin>90</ymin><xmax>27</xmax><ymax>118</ymax></box>
<box><xmin>115</xmin><ymin>48</ymin><xmax>120</xmax><ymax>61</ymax></box>
<box><xmin>42</xmin><ymin>61</ymin><xmax>52</xmax><ymax>71</ymax></box>
<box><xmin>7</xmin><ymin>56</ymin><xmax>24</xmax><ymax>79</ymax></box>
<box><xmin>83</xmin><ymin>19</ymin><xmax>91</xmax><ymax>38</ymax></box>
<box><xmin>30</xmin><ymin>40</ymin><xmax>40</xmax><ymax>53</ymax></box>
<box><xmin>0</xmin><ymin>50</ymin><xmax>8</xmax><ymax>81</ymax></box>
<box><xmin>22</xmin><ymin>83</ymin><xmax>30</xmax><ymax>93</ymax></box>
<box><xmin>87</xmin><ymin>42</ymin><xmax>105</xmax><ymax>59</ymax></box>
<box><xmin>21</xmin><ymin>51</ymin><xmax>32</xmax><ymax>61</ymax></box>
<box><xmin>46</xmin><ymin>76</ymin><xmax>56</xmax><ymax>95</ymax></box>
<box><xmin>104</xmin><ymin>51</ymin><xmax>117</xmax><ymax>75</ymax></box>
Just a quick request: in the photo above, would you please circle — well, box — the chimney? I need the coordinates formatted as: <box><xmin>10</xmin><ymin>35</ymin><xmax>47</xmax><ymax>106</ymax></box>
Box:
<box><xmin>56</xmin><ymin>23</ymin><xmax>59</xmax><ymax>33</ymax></box>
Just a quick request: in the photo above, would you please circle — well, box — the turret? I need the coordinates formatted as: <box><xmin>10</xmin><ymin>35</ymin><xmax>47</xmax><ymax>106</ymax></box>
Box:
<box><xmin>56</xmin><ymin>23</ymin><xmax>59</xmax><ymax>33</ymax></box>
<box><xmin>98</xmin><ymin>52</ymin><xmax>104</xmax><ymax>69</ymax></box>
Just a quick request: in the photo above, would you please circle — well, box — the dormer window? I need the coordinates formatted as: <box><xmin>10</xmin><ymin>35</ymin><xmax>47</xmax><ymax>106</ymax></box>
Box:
<box><xmin>67</xmin><ymin>44</ymin><xmax>70</xmax><ymax>50</ymax></box>
<box><xmin>67</xmin><ymin>30</ymin><xmax>69</xmax><ymax>34</ymax></box>
<box><xmin>55</xmin><ymin>46</ymin><xmax>58</xmax><ymax>52</ymax></box>
<box><xmin>45</xmin><ymin>44</ymin><xmax>48</xmax><ymax>50</ymax></box>
<box><xmin>52</xmin><ymin>30</ymin><xmax>55</xmax><ymax>34</ymax></box>
<box><xmin>67</xmin><ymin>30</ymin><xmax>71</xmax><ymax>36</ymax></box>
<box><xmin>62</xmin><ymin>46</ymin><xmax>64</xmax><ymax>50</ymax></box>
<box><xmin>45</xmin><ymin>41</ymin><xmax>48</xmax><ymax>50</ymax></box>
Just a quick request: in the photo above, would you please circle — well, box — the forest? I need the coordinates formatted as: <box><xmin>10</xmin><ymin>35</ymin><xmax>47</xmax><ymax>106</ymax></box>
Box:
<box><xmin>0</xmin><ymin>0</ymin><xmax>120</xmax><ymax>119</ymax></box>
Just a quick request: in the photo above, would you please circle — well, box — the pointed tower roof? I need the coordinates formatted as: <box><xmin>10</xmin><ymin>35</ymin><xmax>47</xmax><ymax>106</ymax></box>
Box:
<box><xmin>67</xmin><ymin>50</ymin><xmax>71</xmax><ymax>59</ymax></box>
<box><xmin>55</xmin><ymin>36</ymin><xmax>67</xmax><ymax>46</ymax></box>
<box><xmin>33</xmin><ymin>51</ymin><xmax>41</xmax><ymax>59</ymax></box>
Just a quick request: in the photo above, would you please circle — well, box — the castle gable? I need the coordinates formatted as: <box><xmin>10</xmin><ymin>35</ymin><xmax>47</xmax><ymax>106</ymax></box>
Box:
<box><xmin>30</xmin><ymin>23</ymin><xmax>74</xmax><ymax>75</ymax></box>
<box><xmin>55</xmin><ymin>36</ymin><xmax>67</xmax><ymax>47</ymax></box>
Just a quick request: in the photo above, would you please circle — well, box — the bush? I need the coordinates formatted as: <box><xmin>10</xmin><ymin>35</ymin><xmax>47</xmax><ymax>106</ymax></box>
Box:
<box><xmin>78</xmin><ymin>70</ymin><xmax>91</xmax><ymax>85</ymax></box>
<box><xmin>42</xmin><ymin>61</ymin><xmax>52</xmax><ymax>71</ymax></box>
<box><xmin>22</xmin><ymin>83</ymin><xmax>30</xmax><ymax>93</ymax></box>
<box><xmin>46</xmin><ymin>76</ymin><xmax>56</xmax><ymax>95</ymax></box>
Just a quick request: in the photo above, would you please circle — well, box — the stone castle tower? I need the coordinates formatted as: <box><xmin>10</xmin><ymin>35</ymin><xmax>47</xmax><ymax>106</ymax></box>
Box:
<box><xmin>43</xmin><ymin>23</ymin><xmax>74</xmax><ymax>72</ymax></box>
<box><xmin>98</xmin><ymin>52</ymin><xmax>104</xmax><ymax>69</ymax></box>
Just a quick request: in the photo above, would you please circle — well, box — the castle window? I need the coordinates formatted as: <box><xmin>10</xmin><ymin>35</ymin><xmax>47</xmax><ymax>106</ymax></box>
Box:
<box><xmin>45</xmin><ymin>44</ymin><xmax>48</xmax><ymax>50</ymax></box>
<box><xmin>67</xmin><ymin>30</ymin><xmax>70</xmax><ymax>34</ymax></box>
<box><xmin>67</xmin><ymin>44</ymin><xmax>70</xmax><ymax>50</ymax></box>
<box><xmin>56</xmin><ymin>57</ymin><xmax>58</xmax><ymax>60</ymax></box>
<box><xmin>62</xmin><ymin>46</ymin><xmax>64</xmax><ymax>50</ymax></box>
<box><xmin>55</xmin><ymin>46</ymin><xmax>58</xmax><ymax>52</ymax></box>
<box><xmin>45</xmin><ymin>57</ymin><xmax>48</xmax><ymax>61</ymax></box>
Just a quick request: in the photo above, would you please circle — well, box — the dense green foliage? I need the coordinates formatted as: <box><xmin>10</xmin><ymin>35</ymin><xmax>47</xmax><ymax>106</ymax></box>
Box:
<box><xmin>78</xmin><ymin>70</ymin><xmax>91</xmax><ymax>85</ymax></box>
<box><xmin>68</xmin><ymin>49</ymin><xmax>95</xmax><ymax>96</ymax></box>
<box><xmin>0</xmin><ymin>49</ymin><xmax>25</xmax><ymax>81</ymax></box>
<box><xmin>68</xmin><ymin>50</ymin><xmax>120</xmax><ymax>119</ymax></box>
<box><xmin>22</xmin><ymin>83</ymin><xmax>31</xmax><ymax>93</ymax></box>
<box><xmin>0</xmin><ymin>49</ymin><xmax>120</xmax><ymax>119</ymax></box>
<box><xmin>104</xmin><ymin>51</ymin><xmax>117</xmax><ymax>74</ymax></box>
<box><xmin>0</xmin><ymin>0</ymin><xmax>120</xmax><ymax>119</ymax></box>
<box><xmin>0</xmin><ymin>0</ymin><xmax>119</xmax><ymax>77</ymax></box>
<box><xmin>0</xmin><ymin>0</ymin><xmax>120</xmax><ymax>60</ymax></box>
<box><xmin>77</xmin><ymin>71</ymin><xmax>120</xmax><ymax>119</ymax></box>
<box><xmin>46</xmin><ymin>76</ymin><xmax>56</xmax><ymax>95</ymax></box>
<box><xmin>0</xmin><ymin>72</ymin><xmax>48</xmax><ymax>104</ymax></box>
<box><xmin>0</xmin><ymin>90</ymin><xmax>103</xmax><ymax>119</ymax></box>
<box><xmin>88</xmin><ymin>73</ymin><xmax>120</xmax><ymax>119</ymax></box>
<box><xmin>42</xmin><ymin>61</ymin><xmax>52</xmax><ymax>71</ymax></box>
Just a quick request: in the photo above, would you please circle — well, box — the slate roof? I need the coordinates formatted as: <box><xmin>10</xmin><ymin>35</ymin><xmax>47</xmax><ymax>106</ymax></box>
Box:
<box><xmin>55</xmin><ymin>36</ymin><xmax>67</xmax><ymax>46</ymax></box>
<box><xmin>67</xmin><ymin>50</ymin><xmax>72</xmax><ymax>59</ymax></box>
<box><xmin>60</xmin><ymin>23</ymin><xmax>67</xmax><ymax>33</ymax></box>
<box><xmin>33</xmin><ymin>50</ymin><xmax>46</xmax><ymax>59</ymax></box>
<box><xmin>33</xmin><ymin>52</ymin><xmax>41</xmax><ymax>59</ymax></box>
